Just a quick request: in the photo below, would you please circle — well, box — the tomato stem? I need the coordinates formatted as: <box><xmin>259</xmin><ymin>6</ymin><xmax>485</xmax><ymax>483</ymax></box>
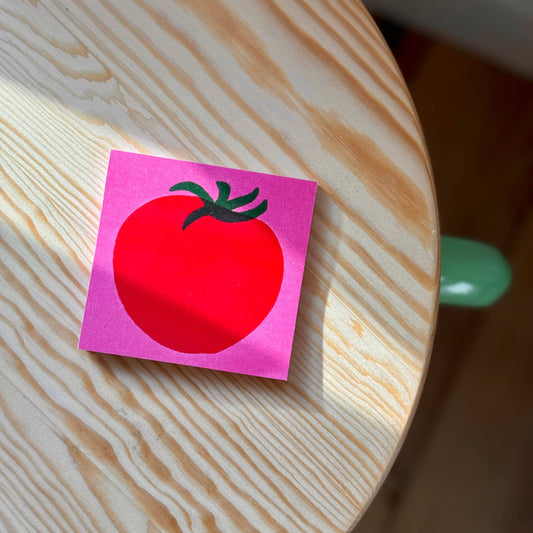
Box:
<box><xmin>169</xmin><ymin>180</ymin><xmax>268</xmax><ymax>229</ymax></box>
<box><xmin>215</xmin><ymin>181</ymin><xmax>231</xmax><ymax>204</ymax></box>
<box><xmin>169</xmin><ymin>182</ymin><xmax>213</xmax><ymax>203</ymax></box>
<box><xmin>224</xmin><ymin>187</ymin><xmax>259</xmax><ymax>210</ymax></box>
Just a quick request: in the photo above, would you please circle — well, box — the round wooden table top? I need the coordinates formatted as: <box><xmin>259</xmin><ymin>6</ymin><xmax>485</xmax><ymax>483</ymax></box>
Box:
<box><xmin>1</xmin><ymin>1</ymin><xmax>439</xmax><ymax>531</ymax></box>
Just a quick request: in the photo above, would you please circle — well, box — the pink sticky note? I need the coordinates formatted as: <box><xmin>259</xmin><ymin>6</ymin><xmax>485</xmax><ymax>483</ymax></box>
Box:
<box><xmin>79</xmin><ymin>151</ymin><xmax>316</xmax><ymax>380</ymax></box>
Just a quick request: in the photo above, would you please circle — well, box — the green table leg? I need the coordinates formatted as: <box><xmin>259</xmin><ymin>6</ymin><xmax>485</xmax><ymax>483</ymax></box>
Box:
<box><xmin>440</xmin><ymin>236</ymin><xmax>512</xmax><ymax>307</ymax></box>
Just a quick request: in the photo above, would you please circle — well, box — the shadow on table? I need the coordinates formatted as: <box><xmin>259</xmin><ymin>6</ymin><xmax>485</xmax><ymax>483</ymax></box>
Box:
<box><xmin>0</xmin><ymin>1</ymin><xmax>369</xmax><ymax>416</ymax></box>
<box><xmin>89</xmin><ymin>186</ymin><xmax>335</xmax><ymax>409</ymax></box>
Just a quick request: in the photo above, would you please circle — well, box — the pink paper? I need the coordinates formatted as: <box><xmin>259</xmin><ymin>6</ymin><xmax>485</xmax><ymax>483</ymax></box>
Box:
<box><xmin>79</xmin><ymin>151</ymin><xmax>316</xmax><ymax>380</ymax></box>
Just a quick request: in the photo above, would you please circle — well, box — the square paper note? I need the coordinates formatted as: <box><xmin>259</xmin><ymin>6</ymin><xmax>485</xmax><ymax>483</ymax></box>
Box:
<box><xmin>79</xmin><ymin>151</ymin><xmax>317</xmax><ymax>380</ymax></box>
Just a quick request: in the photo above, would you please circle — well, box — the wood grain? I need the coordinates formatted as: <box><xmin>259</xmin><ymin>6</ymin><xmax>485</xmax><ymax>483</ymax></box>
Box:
<box><xmin>356</xmin><ymin>33</ymin><xmax>533</xmax><ymax>533</ymax></box>
<box><xmin>0</xmin><ymin>1</ymin><xmax>438</xmax><ymax>531</ymax></box>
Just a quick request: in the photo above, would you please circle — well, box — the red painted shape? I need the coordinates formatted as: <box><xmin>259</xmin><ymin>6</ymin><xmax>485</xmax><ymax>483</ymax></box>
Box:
<box><xmin>113</xmin><ymin>195</ymin><xmax>284</xmax><ymax>354</ymax></box>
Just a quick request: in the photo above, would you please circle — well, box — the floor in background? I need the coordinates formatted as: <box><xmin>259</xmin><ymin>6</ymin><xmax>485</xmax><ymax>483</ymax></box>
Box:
<box><xmin>355</xmin><ymin>26</ymin><xmax>533</xmax><ymax>533</ymax></box>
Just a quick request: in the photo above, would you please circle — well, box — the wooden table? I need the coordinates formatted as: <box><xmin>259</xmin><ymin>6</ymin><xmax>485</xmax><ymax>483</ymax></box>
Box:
<box><xmin>0</xmin><ymin>1</ymin><xmax>439</xmax><ymax>531</ymax></box>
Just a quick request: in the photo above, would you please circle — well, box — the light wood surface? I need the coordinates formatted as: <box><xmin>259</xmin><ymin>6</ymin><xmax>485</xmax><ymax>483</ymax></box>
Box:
<box><xmin>357</xmin><ymin>34</ymin><xmax>533</xmax><ymax>533</ymax></box>
<box><xmin>0</xmin><ymin>1</ymin><xmax>438</xmax><ymax>531</ymax></box>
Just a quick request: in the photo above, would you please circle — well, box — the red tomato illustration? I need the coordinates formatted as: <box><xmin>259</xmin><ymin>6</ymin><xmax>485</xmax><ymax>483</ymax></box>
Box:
<box><xmin>113</xmin><ymin>180</ymin><xmax>284</xmax><ymax>354</ymax></box>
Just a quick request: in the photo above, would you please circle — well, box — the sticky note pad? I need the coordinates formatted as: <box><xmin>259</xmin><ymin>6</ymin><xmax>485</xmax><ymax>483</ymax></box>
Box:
<box><xmin>79</xmin><ymin>151</ymin><xmax>317</xmax><ymax>380</ymax></box>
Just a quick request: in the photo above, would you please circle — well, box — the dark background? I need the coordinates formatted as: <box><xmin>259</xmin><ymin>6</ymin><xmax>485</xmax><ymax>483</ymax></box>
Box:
<box><xmin>354</xmin><ymin>20</ymin><xmax>533</xmax><ymax>533</ymax></box>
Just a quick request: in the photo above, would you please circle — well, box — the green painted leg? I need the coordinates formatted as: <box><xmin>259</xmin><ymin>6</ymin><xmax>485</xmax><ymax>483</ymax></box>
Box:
<box><xmin>440</xmin><ymin>236</ymin><xmax>512</xmax><ymax>307</ymax></box>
